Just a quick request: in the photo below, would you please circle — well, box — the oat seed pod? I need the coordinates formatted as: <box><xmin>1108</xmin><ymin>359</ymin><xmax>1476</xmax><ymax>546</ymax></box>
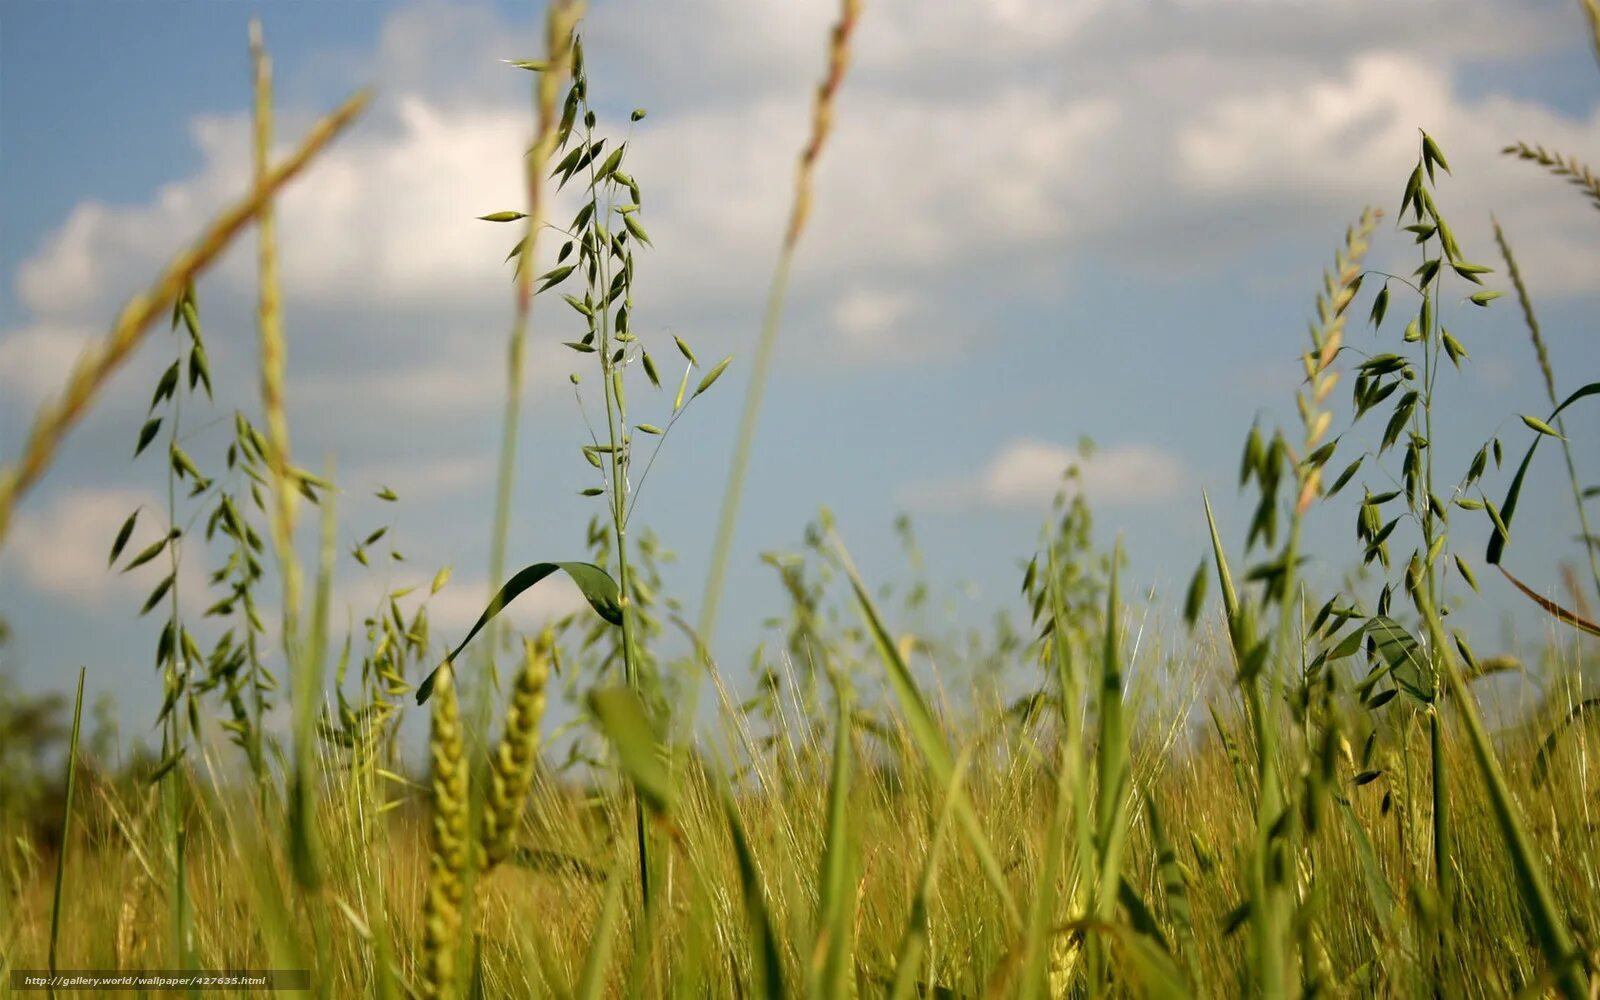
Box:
<box><xmin>420</xmin><ymin>665</ymin><xmax>468</xmax><ymax>1000</ymax></box>
<box><xmin>480</xmin><ymin>629</ymin><xmax>552</xmax><ymax>870</ymax></box>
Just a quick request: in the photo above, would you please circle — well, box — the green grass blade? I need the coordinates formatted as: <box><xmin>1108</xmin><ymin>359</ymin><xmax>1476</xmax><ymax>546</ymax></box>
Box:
<box><xmin>588</xmin><ymin>686</ymin><xmax>674</xmax><ymax>818</ymax></box>
<box><xmin>47</xmin><ymin>666</ymin><xmax>86</xmax><ymax>980</ymax></box>
<box><xmin>834</xmin><ymin>532</ymin><xmax>1022</xmax><ymax>929</ymax></box>
<box><xmin>1093</xmin><ymin>540</ymin><xmax>1129</xmax><ymax>912</ymax></box>
<box><xmin>1202</xmin><ymin>491</ymin><xmax>1241</xmax><ymax>624</ymax></box>
<box><xmin>713</xmin><ymin>760</ymin><xmax>786</xmax><ymax>999</ymax></box>
<box><xmin>888</xmin><ymin>747</ymin><xmax>971</xmax><ymax>1000</ymax></box>
<box><xmin>1533</xmin><ymin>697</ymin><xmax>1600</xmax><ymax>786</ymax></box>
<box><xmin>1487</xmin><ymin>382</ymin><xmax>1600</xmax><ymax>564</ymax></box>
<box><xmin>1411</xmin><ymin>564</ymin><xmax>1586</xmax><ymax>997</ymax></box>
<box><xmin>812</xmin><ymin>669</ymin><xmax>855</xmax><ymax>1000</ymax></box>
<box><xmin>1336</xmin><ymin>797</ymin><xmax>1397</xmax><ymax>932</ymax></box>
<box><xmin>575</xmin><ymin>861</ymin><xmax>628</xmax><ymax>1000</ymax></box>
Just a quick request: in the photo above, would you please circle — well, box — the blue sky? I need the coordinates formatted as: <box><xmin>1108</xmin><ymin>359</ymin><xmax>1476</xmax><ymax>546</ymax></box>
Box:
<box><xmin>2</xmin><ymin>0</ymin><xmax>1598</xmax><ymax>750</ymax></box>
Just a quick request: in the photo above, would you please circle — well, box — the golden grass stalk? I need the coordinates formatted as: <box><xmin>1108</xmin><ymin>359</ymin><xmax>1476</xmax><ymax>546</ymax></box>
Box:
<box><xmin>480</xmin><ymin>630</ymin><xmax>552</xmax><ymax>870</ymax></box>
<box><xmin>0</xmin><ymin>87</ymin><xmax>370</xmax><ymax>553</ymax></box>
<box><xmin>421</xmin><ymin>667</ymin><xmax>470</xmax><ymax>1000</ymax></box>
<box><xmin>1296</xmin><ymin>207</ymin><xmax>1379</xmax><ymax>516</ymax></box>
<box><xmin>486</xmin><ymin>0</ymin><xmax>584</xmax><ymax>681</ymax></box>
<box><xmin>1582</xmin><ymin>0</ymin><xmax>1600</xmax><ymax>67</ymax></box>
<box><xmin>250</xmin><ymin>20</ymin><xmax>303</xmax><ymax>662</ymax></box>
<box><xmin>697</xmin><ymin>0</ymin><xmax>862</xmax><ymax>647</ymax></box>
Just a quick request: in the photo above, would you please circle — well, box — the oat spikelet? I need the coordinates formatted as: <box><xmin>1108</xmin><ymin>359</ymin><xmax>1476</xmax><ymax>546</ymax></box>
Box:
<box><xmin>480</xmin><ymin>630</ymin><xmax>552</xmax><ymax>870</ymax></box>
<box><xmin>420</xmin><ymin>666</ymin><xmax>469</xmax><ymax>1000</ymax></box>
<box><xmin>1296</xmin><ymin>206</ymin><xmax>1380</xmax><ymax>515</ymax></box>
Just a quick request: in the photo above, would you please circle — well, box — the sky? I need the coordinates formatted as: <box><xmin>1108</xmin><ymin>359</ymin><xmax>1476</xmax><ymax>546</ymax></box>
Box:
<box><xmin>1</xmin><ymin>0</ymin><xmax>1598</xmax><ymax>753</ymax></box>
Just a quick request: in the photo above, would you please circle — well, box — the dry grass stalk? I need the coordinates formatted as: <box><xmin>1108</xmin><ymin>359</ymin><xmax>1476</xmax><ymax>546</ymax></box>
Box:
<box><xmin>1501</xmin><ymin>141</ymin><xmax>1600</xmax><ymax>211</ymax></box>
<box><xmin>784</xmin><ymin>0</ymin><xmax>863</xmax><ymax>249</ymax></box>
<box><xmin>699</xmin><ymin>0</ymin><xmax>863</xmax><ymax>645</ymax></box>
<box><xmin>1296</xmin><ymin>207</ymin><xmax>1379</xmax><ymax>515</ymax></box>
<box><xmin>250</xmin><ymin>20</ymin><xmax>303</xmax><ymax>655</ymax></box>
<box><xmin>0</xmin><ymin>86</ymin><xmax>370</xmax><ymax>552</ymax></box>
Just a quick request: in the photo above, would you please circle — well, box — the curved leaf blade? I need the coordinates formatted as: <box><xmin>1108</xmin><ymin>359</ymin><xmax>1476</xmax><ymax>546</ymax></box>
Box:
<box><xmin>415</xmin><ymin>561</ymin><xmax>622</xmax><ymax>704</ymax></box>
<box><xmin>1488</xmin><ymin>382</ymin><xmax>1600</xmax><ymax>564</ymax></box>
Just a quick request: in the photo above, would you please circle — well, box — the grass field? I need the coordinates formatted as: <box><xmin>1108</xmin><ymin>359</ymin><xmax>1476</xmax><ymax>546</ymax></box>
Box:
<box><xmin>3</xmin><ymin>1</ymin><xmax>1600</xmax><ymax>996</ymax></box>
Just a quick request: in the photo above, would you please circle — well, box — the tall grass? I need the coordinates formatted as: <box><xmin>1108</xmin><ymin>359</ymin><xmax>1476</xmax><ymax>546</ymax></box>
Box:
<box><xmin>2</xmin><ymin>3</ymin><xmax>1599</xmax><ymax>999</ymax></box>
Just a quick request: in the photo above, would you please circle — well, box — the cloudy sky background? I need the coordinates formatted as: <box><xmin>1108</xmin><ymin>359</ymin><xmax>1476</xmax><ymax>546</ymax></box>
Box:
<box><xmin>2</xmin><ymin>0</ymin><xmax>1598</xmax><ymax>747</ymax></box>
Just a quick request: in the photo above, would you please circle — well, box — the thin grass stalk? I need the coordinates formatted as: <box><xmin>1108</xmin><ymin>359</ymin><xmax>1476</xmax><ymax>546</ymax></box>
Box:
<box><xmin>47</xmin><ymin>666</ymin><xmax>86</xmax><ymax>989</ymax></box>
<box><xmin>1203</xmin><ymin>492</ymin><xmax>1287</xmax><ymax>997</ymax></box>
<box><xmin>0</xmin><ymin>89</ymin><xmax>370</xmax><ymax>551</ymax></box>
<box><xmin>158</xmin><ymin>299</ymin><xmax>193</xmax><ymax>973</ymax></box>
<box><xmin>1018</xmin><ymin>548</ymin><xmax>1085</xmax><ymax>1000</ymax></box>
<box><xmin>1429</xmin><ymin>706</ymin><xmax>1452</xmax><ymax>913</ymax></box>
<box><xmin>697</xmin><ymin>0</ymin><xmax>861</xmax><ymax>648</ymax></box>
<box><xmin>832</xmin><ymin>529</ymin><xmax>1022</xmax><ymax>929</ymax></box>
<box><xmin>1088</xmin><ymin>540</ymin><xmax>1129</xmax><ymax>997</ymax></box>
<box><xmin>575</xmin><ymin>857</ymin><xmax>629</xmax><ymax>1000</ymax></box>
<box><xmin>251</xmin><ymin>20</ymin><xmax>301</xmax><ymax>679</ymax></box>
<box><xmin>250</xmin><ymin>20</ymin><xmax>321</xmax><ymax>901</ymax></box>
<box><xmin>1053</xmin><ymin>535</ymin><xmax>1095</xmax><ymax>997</ymax></box>
<box><xmin>1491</xmin><ymin>216</ymin><xmax>1600</xmax><ymax>606</ymax></box>
<box><xmin>809</xmin><ymin>668</ymin><xmax>854</xmax><ymax>1000</ymax></box>
<box><xmin>887</xmin><ymin>747</ymin><xmax>971</xmax><ymax>1000</ymax></box>
<box><xmin>303</xmin><ymin>459</ymin><xmax>337</xmax><ymax>986</ymax></box>
<box><xmin>558</xmin><ymin>55</ymin><xmax>659</xmax><ymax>910</ymax></box>
<box><xmin>595</xmin><ymin>248</ymin><xmax>654</xmax><ymax>911</ymax></box>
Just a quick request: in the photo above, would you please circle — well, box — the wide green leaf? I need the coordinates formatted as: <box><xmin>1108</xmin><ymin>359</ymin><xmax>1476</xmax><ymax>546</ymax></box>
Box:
<box><xmin>588</xmin><ymin>686</ymin><xmax>673</xmax><ymax>817</ymax></box>
<box><xmin>415</xmin><ymin>561</ymin><xmax>623</xmax><ymax>704</ymax></box>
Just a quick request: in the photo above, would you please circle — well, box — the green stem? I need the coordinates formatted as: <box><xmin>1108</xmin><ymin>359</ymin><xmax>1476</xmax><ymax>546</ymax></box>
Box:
<box><xmin>47</xmin><ymin>666</ymin><xmax>85</xmax><ymax>993</ymax></box>
<box><xmin>698</xmin><ymin>251</ymin><xmax>795</xmax><ymax>649</ymax></box>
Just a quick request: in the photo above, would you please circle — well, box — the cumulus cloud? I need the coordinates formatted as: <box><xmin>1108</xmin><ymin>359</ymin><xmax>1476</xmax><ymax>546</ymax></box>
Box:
<box><xmin>4</xmin><ymin>0</ymin><xmax>1589</xmax><ymax>421</ymax></box>
<box><xmin>1176</xmin><ymin>51</ymin><xmax>1600</xmax><ymax>293</ymax></box>
<box><xmin>905</xmin><ymin>439</ymin><xmax>1186</xmax><ymax>510</ymax></box>
<box><xmin>4</xmin><ymin>0</ymin><xmax>1593</xmax><ymax>579</ymax></box>
<box><xmin>0</xmin><ymin>487</ymin><xmax>207</xmax><ymax>609</ymax></box>
<box><xmin>0</xmin><ymin>323</ymin><xmax>94</xmax><ymax>410</ymax></box>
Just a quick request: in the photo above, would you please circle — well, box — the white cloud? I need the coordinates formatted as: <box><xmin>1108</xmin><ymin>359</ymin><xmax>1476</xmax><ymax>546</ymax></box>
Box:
<box><xmin>905</xmin><ymin>439</ymin><xmax>1186</xmax><ymax>510</ymax></box>
<box><xmin>1</xmin><ymin>487</ymin><xmax>207</xmax><ymax>609</ymax></box>
<box><xmin>345</xmin><ymin>453</ymin><xmax>497</xmax><ymax>503</ymax></box>
<box><xmin>337</xmin><ymin>568</ymin><xmax>586</xmax><ymax>635</ymax></box>
<box><xmin>0</xmin><ymin>323</ymin><xmax>93</xmax><ymax>409</ymax></box>
<box><xmin>1176</xmin><ymin>51</ymin><xmax>1600</xmax><ymax>293</ymax></box>
<box><xmin>828</xmin><ymin>286</ymin><xmax>920</xmax><ymax>359</ymax></box>
<box><xmin>6</xmin><ymin>0</ymin><xmax>1589</xmax><ymax>408</ymax></box>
